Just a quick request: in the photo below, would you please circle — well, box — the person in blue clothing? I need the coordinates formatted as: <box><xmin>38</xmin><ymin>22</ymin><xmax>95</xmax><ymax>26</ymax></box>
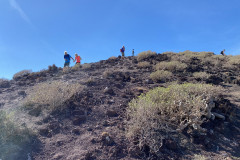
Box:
<box><xmin>120</xmin><ymin>46</ymin><xmax>125</xmax><ymax>57</ymax></box>
<box><xmin>64</xmin><ymin>51</ymin><xmax>74</xmax><ymax>67</ymax></box>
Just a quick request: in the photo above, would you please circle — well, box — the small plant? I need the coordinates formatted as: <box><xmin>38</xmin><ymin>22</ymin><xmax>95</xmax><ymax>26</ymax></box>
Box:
<box><xmin>137</xmin><ymin>61</ymin><xmax>151</xmax><ymax>69</ymax></box>
<box><xmin>155</xmin><ymin>61</ymin><xmax>187</xmax><ymax>72</ymax></box>
<box><xmin>137</xmin><ymin>50</ymin><xmax>157</xmax><ymax>62</ymax></box>
<box><xmin>0</xmin><ymin>110</ymin><xmax>35</xmax><ymax>160</ymax></box>
<box><xmin>23</xmin><ymin>80</ymin><xmax>83</xmax><ymax>113</ymax></box>
<box><xmin>150</xmin><ymin>70</ymin><xmax>173</xmax><ymax>82</ymax></box>
<box><xmin>48</xmin><ymin>64</ymin><xmax>58</xmax><ymax>72</ymax></box>
<box><xmin>71</xmin><ymin>63</ymin><xmax>81</xmax><ymax>71</ymax></box>
<box><xmin>193</xmin><ymin>72</ymin><xmax>211</xmax><ymax>81</ymax></box>
<box><xmin>0</xmin><ymin>79</ymin><xmax>10</xmax><ymax>88</ymax></box>
<box><xmin>108</xmin><ymin>56</ymin><xmax>117</xmax><ymax>60</ymax></box>
<box><xmin>13</xmin><ymin>70</ymin><xmax>32</xmax><ymax>80</ymax></box>
<box><xmin>81</xmin><ymin>63</ymin><xmax>92</xmax><ymax>70</ymax></box>
<box><xmin>127</xmin><ymin>83</ymin><xmax>221</xmax><ymax>156</ymax></box>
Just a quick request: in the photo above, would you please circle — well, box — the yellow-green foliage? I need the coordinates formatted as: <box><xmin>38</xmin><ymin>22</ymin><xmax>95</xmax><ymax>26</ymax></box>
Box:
<box><xmin>24</xmin><ymin>81</ymin><xmax>82</xmax><ymax>112</ymax></box>
<box><xmin>155</xmin><ymin>61</ymin><xmax>187</xmax><ymax>72</ymax></box>
<box><xmin>127</xmin><ymin>83</ymin><xmax>221</xmax><ymax>155</ymax></box>
<box><xmin>150</xmin><ymin>70</ymin><xmax>173</xmax><ymax>82</ymax></box>
<box><xmin>137</xmin><ymin>61</ymin><xmax>151</xmax><ymax>69</ymax></box>
<box><xmin>193</xmin><ymin>72</ymin><xmax>211</xmax><ymax>81</ymax></box>
<box><xmin>0</xmin><ymin>111</ymin><xmax>34</xmax><ymax>160</ymax></box>
<box><xmin>137</xmin><ymin>50</ymin><xmax>157</xmax><ymax>61</ymax></box>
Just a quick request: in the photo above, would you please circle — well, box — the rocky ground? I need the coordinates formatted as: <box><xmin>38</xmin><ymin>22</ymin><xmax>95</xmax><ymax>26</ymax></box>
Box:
<box><xmin>0</xmin><ymin>54</ymin><xmax>240</xmax><ymax>160</ymax></box>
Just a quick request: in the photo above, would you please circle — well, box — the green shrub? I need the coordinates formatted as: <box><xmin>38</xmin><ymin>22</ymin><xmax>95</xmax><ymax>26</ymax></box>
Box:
<box><xmin>137</xmin><ymin>50</ymin><xmax>157</xmax><ymax>62</ymax></box>
<box><xmin>150</xmin><ymin>70</ymin><xmax>173</xmax><ymax>82</ymax></box>
<box><xmin>0</xmin><ymin>110</ymin><xmax>35</xmax><ymax>160</ymax></box>
<box><xmin>137</xmin><ymin>61</ymin><xmax>151</xmax><ymax>69</ymax></box>
<box><xmin>193</xmin><ymin>72</ymin><xmax>211</xmax><ymax>81</ymax></box>
<box><xmin>13</xmin><ymin>70</ymin><xmax>32</xmax><ymax>80</ymax></box>
<box><xmin>127</xmin><ymin>83</ymin><xmax>221</xmax><ymax>155</ymax></box>
<box><xmin>23</xmin><ymin>81</ymin><xmax>83</xmax><ymax>113</ymax></box>
<box><xmin>155</xmin><ymin>61</ymin><xmax>187</xmax><ymax>72</ymax></box>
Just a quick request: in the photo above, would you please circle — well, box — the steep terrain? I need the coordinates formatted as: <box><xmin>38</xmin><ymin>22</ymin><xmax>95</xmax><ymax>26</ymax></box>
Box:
<box><xmin>0</xmin><ymin>52</ymin><xmax>240</xmax><ymax>160</ymax></box>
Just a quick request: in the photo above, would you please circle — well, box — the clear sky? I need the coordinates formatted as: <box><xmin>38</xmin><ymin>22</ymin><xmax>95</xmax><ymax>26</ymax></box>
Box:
<box><xmin>0</xmin><ymin>0</ymin><xmax>240</xmax><ymax>79</ymax></box>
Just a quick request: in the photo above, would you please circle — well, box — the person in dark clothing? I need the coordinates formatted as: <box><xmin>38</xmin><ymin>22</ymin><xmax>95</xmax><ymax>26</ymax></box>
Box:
<box><xmin>120</xmin><ymin>46</ymin><xmax>125</xmax><ymax>57</ymax></box>
<box><xmin>64</xmin><ymin>51</ymin><xmax>74</xmax><ymax>67</ymax></box>
<box><xmin>132</xmin><ymin>49</ymin><xmax>135</xmax><ymax>56</ymax></box>
<box><xmin>220</xmin><ymin>49</ymin><xmax>226</xmax><ymax>56</ymax></box>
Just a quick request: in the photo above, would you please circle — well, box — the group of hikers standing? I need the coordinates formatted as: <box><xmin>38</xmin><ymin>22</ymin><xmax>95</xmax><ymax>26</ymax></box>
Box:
<box><xmin>64</xmin><ymin>47</ymin><xmax>226</xmax><ymax>67</ymax></box>
<box><xmin>120</xmin><ymin>45</ymin><xmax>135</xmax><ymax>57</ymax></box>
<box><xmin>64</xmin><ymin>51</ymin><xmax>82</xmax><ymax>67</ymax></box>
<box><xmin>64</xmin><ymin>46</ymin><xmax>135</xmax><ymax>67</ymax></box>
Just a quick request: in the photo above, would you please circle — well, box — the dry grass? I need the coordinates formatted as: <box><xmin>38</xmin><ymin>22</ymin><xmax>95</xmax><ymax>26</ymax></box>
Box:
<box><xmin>0</xmin><ymin>110</ymin><xmax>34</xmax><ymax>160</ymax></box>
<box><xmin>150</xmin><ymin>70</ymin><xmax>173</xmax><ymax>82</ymax></box>
<box><xmin>137</xmin><ymin>61</ymin><xmax>151</xmax><ymax>69</ymax></box>
<box><xmin>24</xmin><ymin>81</ymin><xmax>83</xmax><ymax>113</ymax></box>
<box><xmin>137</xmin><ymin>50</ymin><xmax>157</xmax><ymax>62</ymax></box>
<box><xmin>193</xmin><ymin>72</ymin><xmax>211</xmax><ymax>81</ymax></box>
<box><xmin>193</xmin><ymin>154</ymin><xmax>207</xmax><ymax>160</ymax></box>
<box><xmin>71</xmin><ymin>63</ymin><xmax>81</xmax><ymax>71</ymax></box>
<box><xmin>13</xmin><ymin>70</ymin><xmax>32</xmax><ymax>80</ymax></box>
<box><xmin>81</xmin><ymin>63</ymin><xmax>92</xmax><ymax>70</ymax></box>
<box><xmin>108</xmin><ymin>56</ymin><xmax>117</xmax><ymax>60</ymax></box>
<box><xmin>126</xmin><ymin>83</ymin><xmax>221</xmax><ymax>155</ymax></box>
<box><xmin>155</xmin><ymin>61</ymin><xmax>187</xmax><ymax>72</ymax></box>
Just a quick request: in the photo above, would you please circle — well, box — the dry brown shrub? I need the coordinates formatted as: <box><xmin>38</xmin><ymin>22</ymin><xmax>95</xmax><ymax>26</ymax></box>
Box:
<box><xmin>137</xmin><ymin>61</ymin><xmax>151</xmax><ymax>69</ymax></box>
<box><xmin>0</xmin><ymin>110</ymin><xmax>34</xmax><ymax>159</ymax></box>
<box><xmin>193</xmin><ymin>72</ymin><xmax>211</xmax><ymax>81</ymax></box>
<box><xmin>108</xmin><ymin>56</ymin><xmax>117</xmax><ymax>60</ymax></box>
<box><xmin>137</xmin><ymin>50</ymin><xmax>157</xmax><ymax>62</ymax></box>
<box><xmin>81</xmin><ymin>63</ymin><xmax>92</xmax><ymax>70</ymax></box>
<box><xmin>13</xmin><ymin>70</ymin><xmax>32</xmax><ymax>80</ymax></box>
<box><xmin>228</xmin><ymin>55</ymin><xmax>240</xmax><ymax>65</ymax></box>
<box><xmin>24</xmin><ymin>81</ymin><xmax>83</xmax><ymax>112</ymax></box>
<box><xmin>127</xmin><ymin>83</ymin><xmax>221</xmax><ymax>155</ymax></box>
<box><xmin>155</xmin><ymin>61</ymin><xmax>187</xmax><ymax>72</ymax></box>
<box><xmin>150</xmin><ymin>70</ymin><xmax>173</xmax><ymax>82</ymax></box>
<box><xmin>71</xmin><ymin>63</ymin><xmax>81</xmax><ymax>71</ymax></box>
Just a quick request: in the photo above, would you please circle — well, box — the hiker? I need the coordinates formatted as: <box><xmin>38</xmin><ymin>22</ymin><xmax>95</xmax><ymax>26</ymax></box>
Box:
<box><xmin>132</xmin><ymin>49</ymin><xmax>135</xmax><ymax>56</ymax></box>
<box><xmin>120</xmin><ymin>46</ymin><xmax>125</xmax><ymax>57</ymax></box>
<box><xmin>64</xmin><ymin>51</ymin><xmax>74</xmax><ymax>67</ymax></box>
<box><xmin>74</xmin><ymin>53</ymin><xmax>82</xmax><ymax>64</ymax></box>
<box><xmin>220</xmin><ymin>49</ymin><xmax>226</xmax><ymax>56</ymax></box>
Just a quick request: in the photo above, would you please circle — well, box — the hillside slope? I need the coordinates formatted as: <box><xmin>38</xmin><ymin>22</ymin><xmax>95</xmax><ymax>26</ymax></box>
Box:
<box><xmin>0</xmin><ymin>51</ymin><xmax>240</xmax><ymax>160</ymax></box>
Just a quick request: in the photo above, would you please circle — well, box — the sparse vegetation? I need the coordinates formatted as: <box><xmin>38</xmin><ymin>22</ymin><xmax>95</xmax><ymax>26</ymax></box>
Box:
<box><xmin>13</xmin><ymin>70</ymin><xmax>32</xmax><ymax>80</ymax></box>
<box><xmin>23</xmin><ymin>81</ymin><xmax>83</xmax><ymax>113</ymax></box>
<box><xmin>137</xmin><ymin>50</ymin><xmax>157</xmax><ymax>62</ymax></box>
<box><xmin>127</xmin><ymin>83</ymin><xmax>221</xmax><ymax>156</ymax></box>
<box><xmin>81</xmin><ymin>63</ymin><xmax>92</xmax><ymax>70</ymax></box>
<box><xmin>108</xmin><ymin>56</ymin><xmax>117</xmax><ymax>60</ymax></box>
<box><xmin>137</xmin><ymin>61</ymin><xmax>151</xmax><ymax>69</ymax></box>
<box><xmin>71</xmin><ymin>63</ymin><xmax>81</xmax><ymax>71</ymax></box>
<box><xmin>193</xmin><ymin>72</ymin><xmax>211</xmax><ymax>81</ymax></box>
<box><xmin>150</xmin><ymin>70</ymin><xmax>173</xmax><ymax>82</ymax></box>
<box><xmin>155</xmin><ymin>61</ymin><xmax>187</xmax><ymax>72</ymax></box>
<box><xmin>48</xmin><ymin>64</ymin><xmax>58</xmax><ymax>72</ymax></box>
<box><xmin>0</xmin><ymin>110</ymin><xmax>35</xmax><ymax>160</ymax></box>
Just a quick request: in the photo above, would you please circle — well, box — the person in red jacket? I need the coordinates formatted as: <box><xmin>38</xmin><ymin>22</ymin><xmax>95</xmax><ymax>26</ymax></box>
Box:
<box><xmin>74</xmin><ymin>53</ymin><xmax>82</xmax><ymax>64</ymax></box>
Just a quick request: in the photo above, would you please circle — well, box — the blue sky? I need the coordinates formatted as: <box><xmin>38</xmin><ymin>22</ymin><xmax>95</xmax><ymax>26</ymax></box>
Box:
<box><xmin>0</xmin><ymin>0</ymin><xmax>240</xmax><ymax>79</ymax></box>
